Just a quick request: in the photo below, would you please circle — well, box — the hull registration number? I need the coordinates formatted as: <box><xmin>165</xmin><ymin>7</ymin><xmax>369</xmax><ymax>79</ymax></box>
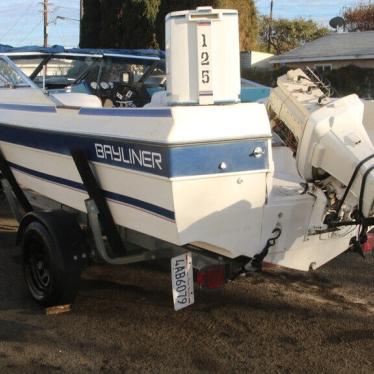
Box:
<box><xmin>171</xmin><ymin>253</ymin><xmax>194</xmax><ymax>311</ymax></box>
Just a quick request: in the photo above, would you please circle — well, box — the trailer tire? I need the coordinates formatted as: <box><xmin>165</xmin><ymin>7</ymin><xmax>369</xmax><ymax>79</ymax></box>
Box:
<box><xmin>20</xmin><ymin>212</ymin><xmax>87</xmax><ymax>307</ymax></box>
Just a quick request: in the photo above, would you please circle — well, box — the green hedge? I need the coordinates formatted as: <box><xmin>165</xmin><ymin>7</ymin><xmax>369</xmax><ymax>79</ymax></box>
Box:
<box><xmin>241</xmin><ymin>67</ymin><xmax>288</xmax><ymax>87</ymax></box>
<box><xmin>325</xmin><ymin>65</ymin><xmax>374</xmax><ymax>99</ymax></box>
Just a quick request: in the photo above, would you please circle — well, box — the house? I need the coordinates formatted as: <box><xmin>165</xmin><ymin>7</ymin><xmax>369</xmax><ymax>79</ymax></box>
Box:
<box><xmin>240</xmin><ymin>51</ymin><xmax>273</xmax><ymax>70</ymax></box>
<box><xmin>270</xmin><ymin>31</ymin><xmax>374</xmax><ymax>73</ymax></box>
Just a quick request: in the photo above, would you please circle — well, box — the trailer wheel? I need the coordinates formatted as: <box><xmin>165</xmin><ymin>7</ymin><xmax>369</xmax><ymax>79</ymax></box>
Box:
<box><xmin>20</xmin><ymin>212</ymin><xmax>87</xmax><ymax>307</ymax></box>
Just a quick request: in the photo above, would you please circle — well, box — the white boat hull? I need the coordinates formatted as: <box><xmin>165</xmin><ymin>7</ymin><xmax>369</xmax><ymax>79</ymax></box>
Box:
<box><xmin>0</xmin><ymin>98</ymin><xmax>272</xmax><ymax>260</ymax></box>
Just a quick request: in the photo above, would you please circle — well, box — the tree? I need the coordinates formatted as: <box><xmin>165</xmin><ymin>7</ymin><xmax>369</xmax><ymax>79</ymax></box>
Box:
<box><xmin>343</xmin><ymin>2</ymin><xmax>374</xmax><ymax>31</ymax></box>
<box><xmin>81</xmin><ymin>0</ymin><xmax>258</xmax><ymax>50</ymax></box>
<box><xmin>218</xmin><ymin>0</ymin><xmax>258</xmax><ymax>51</ymax></box>
<box><xmin>259</xmin><ymin>17</ymin><xmax>328</xmax><ymax>55</ymax></box>
<box><xmin>325</xmin><ymin>65</ymin><xmax>374</xmax><ymax>99</ymax></box>
<box><xmin>98</xmin><ymin>0</ymin><xmax>161</xmax><ymax>49</ymax></box>
<box><xmin>156</xmin><ymin>0</ymin><xmax>258</xmax><ymax>50</ymax></box>
<box><xmin>80</xmin><ymin>0</ymin><xmax>161</xmax><ymax>49</ymax></box>
<box><xmin>80</xmin><ymin>0</ymin><xmax>102</xmax><ymax>48</ymax></box>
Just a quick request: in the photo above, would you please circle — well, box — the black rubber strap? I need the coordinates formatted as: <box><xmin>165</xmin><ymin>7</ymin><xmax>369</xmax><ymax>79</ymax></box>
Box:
<box><xmin>0</xmin><ymin>148</ymin><xmax>33</xmax><ymax>213</ymax></box>
<box><xmin>71</xmin><ymin>149</ymin><xmax>126</xmax><ymax>257</ymax></box>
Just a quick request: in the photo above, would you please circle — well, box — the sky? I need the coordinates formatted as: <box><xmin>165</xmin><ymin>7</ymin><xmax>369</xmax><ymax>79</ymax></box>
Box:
<box><xmin>0</xmin><ymin>0</ymin><xmax>80</xmax><ymax>47</ymax></box>
<box><xmin>255</xmin><ymin>0</ymin><xmax>362</xmax><ymax>25</ymax></box>
<box><xmin>0</xmin><ymin>0</ymin><xmax>365</xmax><ymax>48</ymax></box>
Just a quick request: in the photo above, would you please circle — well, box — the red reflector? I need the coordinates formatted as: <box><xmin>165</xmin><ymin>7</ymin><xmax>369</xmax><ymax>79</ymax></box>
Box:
<box><xmin>362</xmin><ymin>232</ymin><xmax>374</xmax><ymax>254</ymax></box>
<box><xmin>196</xmin><ymin>265</ymin><xmax>225</xmax><ymax>289</ymax></box>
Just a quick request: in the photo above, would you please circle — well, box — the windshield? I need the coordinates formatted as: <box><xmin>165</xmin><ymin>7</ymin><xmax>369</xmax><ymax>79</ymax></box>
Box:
<box><xmin>98</xmin><ymin>57</ymin><xmax>158</xmax><ymax>83</ymax></box>
<box><xmin>34</xmin><ymin>56</ymin><xmax>99</xmax><ymax>86</ymax></box>
<box><xmin>144</xmin><ymin>62</ymin><xmax>166</xmax><ymax>86</ymax></box>
<box><xmin>0</xmin><ymin>56</ymin><xmax>33</xmax><ymax>87</ymax></box>
<box><xmin>10</xmin><ymin>55</ymin><xmax>163</xmax><ymax>88</ymax></box>
<box><xmin>7</xmin><ymin>53</ymin><xmax>166</xmax><ymax>107</ymax></box>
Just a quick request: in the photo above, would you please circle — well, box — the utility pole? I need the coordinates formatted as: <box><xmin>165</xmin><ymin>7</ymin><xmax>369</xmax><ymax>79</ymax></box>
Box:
<box><xmin>80</xmin><ymin>0</ymin><xmax>83</xmax><ymax>47</ymax></box>
<box><xmin>80</xmin><ymin>0</ymin><xmax>84</xmax><ymax>20</ymax></box>
<box><xmin>42</xmin><ymin>0</ymin><xmax>48</xmax><ymax>89</ymax></box>
<box><xmin>267</xmin><ymin>0</ymin><xmax>274</xmax><ymax>53</ymax></box>
<box><xmin>43</xmin><ymin>0</ymin><xmax>48</xmax><ymax>47</ymax></box>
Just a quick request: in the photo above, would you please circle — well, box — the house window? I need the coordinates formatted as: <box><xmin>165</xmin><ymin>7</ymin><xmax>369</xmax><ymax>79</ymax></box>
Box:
<box><xmin>314</xmin><ymin>64</ymin><xmax>332</xmax><ymax>74</ymax></box>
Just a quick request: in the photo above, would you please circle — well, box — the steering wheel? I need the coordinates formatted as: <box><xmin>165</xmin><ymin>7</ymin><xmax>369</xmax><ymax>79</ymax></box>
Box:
<box><xmin>110</xmin><ymin>82</ymin><xmax>150</xmax><ymax>108</ymax></box>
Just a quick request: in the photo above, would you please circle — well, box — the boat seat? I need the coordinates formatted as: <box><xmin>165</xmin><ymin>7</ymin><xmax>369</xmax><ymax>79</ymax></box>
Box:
<box><xmin>50</xmin><ymin>92</ymin><xmax>102</xmax><ymax>108</ymax></box>
<box><xmin>143</xmin><ymin>90</ymin><xmax>167</xmax><ymax>107</ymax></box>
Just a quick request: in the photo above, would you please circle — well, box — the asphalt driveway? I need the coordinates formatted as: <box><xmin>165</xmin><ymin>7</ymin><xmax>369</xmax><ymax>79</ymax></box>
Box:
<box><xmin>0</xmin><ymin>200</ymin><xmax>373</xmax><ymax>373</ymax></box>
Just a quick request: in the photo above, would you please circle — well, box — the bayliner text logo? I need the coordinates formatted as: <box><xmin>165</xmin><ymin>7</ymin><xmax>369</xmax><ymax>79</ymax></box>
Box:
<box><xmin>95</xmin><ymin>143</ymin><xmax>163</xmax><ymax>171</ymax></box>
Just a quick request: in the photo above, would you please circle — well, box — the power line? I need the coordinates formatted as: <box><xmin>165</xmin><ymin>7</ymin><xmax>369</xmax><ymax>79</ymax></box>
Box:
<box><xmin>55</xmin><ymin>22</ymin><xmax>66</xmax><ymax>46</ymax></box>
<box><xmin>0</xmin><ymin>0</ymin><xmax>81</xmax><ymax>47</ymax></box>
<box><xmin>55</xmin><ymin>5</ymin><xmax>80</xmax><ymax>10</ymax></box>
<box><xmin>0</xmin><ymin>1</ymin><xmax>38</xmax><ymax>43</ymax></box>
<box><xmin>17</xmin><ymin>19</ymin><xmax>43</xmax><ymax>46</ymax></box>
<box><xmin>0</xmin><ymin>3</ymin><xmax>35</xmax><ymax>12</ymax></box>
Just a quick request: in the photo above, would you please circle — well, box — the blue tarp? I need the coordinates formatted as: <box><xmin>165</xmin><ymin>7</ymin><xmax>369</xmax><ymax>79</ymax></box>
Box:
<box><xmin>0</xmin><ymin>44</ymin><xmax>165</xmax><ymax>58</ymax></box>
<box><xmin>240</xmin><ymin>78</ymin><xmax>270</xmax><ymax>102</ymax></box>
<box><xmin>240</xmin><ymin>86</ymin><xmax>270</xmax><ymax>102</ymax></box>
<box><xmin>0</xmin><ymin>44</ymin><xmax>65</xmax><ymax>53</ymax></box>
<box><xmin>68</xmin><ymin>48</ymin><xmax>165</xmax><ymax>58</ymax></box>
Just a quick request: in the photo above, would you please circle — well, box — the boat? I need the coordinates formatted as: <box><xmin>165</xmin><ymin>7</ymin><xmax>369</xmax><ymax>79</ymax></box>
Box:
<box><xmin>0</xmin><ymin>7</ymin><xmax>373</xmax><ymax>309</ymax></box>
<box><xmin>0</xmin><ymin>45</ymin><xmax>269</xmax><ymax>105</ymax></box>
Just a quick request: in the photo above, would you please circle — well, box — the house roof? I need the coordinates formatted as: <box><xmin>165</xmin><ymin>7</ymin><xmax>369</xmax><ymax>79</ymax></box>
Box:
<box><xmin>271</xmin><ymin>31</ymin><xmax>374</xmax><ymax>64</ymax></box>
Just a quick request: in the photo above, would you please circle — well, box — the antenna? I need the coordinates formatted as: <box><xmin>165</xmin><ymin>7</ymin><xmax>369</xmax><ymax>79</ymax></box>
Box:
<box><xmin>329</xmin><ymin>16</ymin><xmax>345</xmax><ymax>30</ymax></box>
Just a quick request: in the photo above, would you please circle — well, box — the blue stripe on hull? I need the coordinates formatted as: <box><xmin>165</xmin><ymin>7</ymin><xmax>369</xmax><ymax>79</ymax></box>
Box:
<box><xmin>10</xmin><ymin>162</ymin><xmax>175</xmax><ymax>222</ymax></box>
<box><xmin>0</xmin><ymin>103</ymin><xmax>167</xmax><ymax>116</ymax></box>
<box><xmin>0</xmin><ymin>103</ymin><xmax>56</xmax><ymax>113</ymax></box>
<box><xmin>0</xmin><ymin>124</ymin><xmax>269</xmax><ymax>178</ymax></box>
<box><xmin>79</xmin><ymin>107</ymin><xmax>172</xmax><ymax>117</ymax></box>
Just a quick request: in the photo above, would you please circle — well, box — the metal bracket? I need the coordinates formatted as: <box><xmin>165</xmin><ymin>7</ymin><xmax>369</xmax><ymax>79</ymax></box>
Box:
<box><xmin>85</xmin><ymin>199</ymin><xmax>154</xmax><ymax>265</ymax></box>
<box><xmin>1</xmin><ymin>178</ymin><xmax>26</xmax><ymax>222</ymax></box>
<box><xmin>334</xmin><ymin>153</ymin><xmax>374</xmax><ymax>220</ymax></box>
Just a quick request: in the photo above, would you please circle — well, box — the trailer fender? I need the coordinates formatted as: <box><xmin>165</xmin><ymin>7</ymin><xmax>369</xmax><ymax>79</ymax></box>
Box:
<box><xmin>17</xmin><ymin>210</ymin><xmax>88</xmax><ymax>271</ymax></box>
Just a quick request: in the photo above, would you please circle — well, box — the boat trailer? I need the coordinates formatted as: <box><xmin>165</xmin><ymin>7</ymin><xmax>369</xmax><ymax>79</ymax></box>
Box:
<box><xmin>0</xmin><ymin>147</ymin><xmax>253</xmax><ymax>310</ymax></box>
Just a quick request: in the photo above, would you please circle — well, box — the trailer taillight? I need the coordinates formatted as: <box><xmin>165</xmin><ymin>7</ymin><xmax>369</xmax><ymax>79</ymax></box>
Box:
<box><xmin>362</xmin><ymin>232</ymin><xmax>374</xmax><ymax>254</ymax></box>
<box><xmin>196</xmin><ymin>265</ymin><xmax>225</xmax><ymax>289</ymax></box>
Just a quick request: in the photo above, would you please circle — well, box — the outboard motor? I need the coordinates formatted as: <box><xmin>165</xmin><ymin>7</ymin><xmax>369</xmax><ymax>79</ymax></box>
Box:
<box><xmin>268</xmin><ymin>69</ymin><xmax>374</xmax><ymax>234</ymax></box>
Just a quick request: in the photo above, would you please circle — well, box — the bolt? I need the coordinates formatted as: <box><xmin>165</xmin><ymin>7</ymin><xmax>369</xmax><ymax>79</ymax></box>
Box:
<box><xmin>219</xmin><ymin>162</ymin><xmax>227</xmax><ymax>170</ymax></box>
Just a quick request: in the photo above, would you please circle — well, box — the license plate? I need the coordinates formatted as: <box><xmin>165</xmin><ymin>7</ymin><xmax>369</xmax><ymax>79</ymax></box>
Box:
<box><xmin>171</xmin><ymin>252</ymin><xmax>194</xmax><ymax>311</ymax></box>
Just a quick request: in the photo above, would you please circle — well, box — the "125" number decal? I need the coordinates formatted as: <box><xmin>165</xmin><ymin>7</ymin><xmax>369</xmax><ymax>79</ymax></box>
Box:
<box><xmin>200</xmin><ymin>33</ymin><xmax>210</xmax><ymax>84</ymax></box>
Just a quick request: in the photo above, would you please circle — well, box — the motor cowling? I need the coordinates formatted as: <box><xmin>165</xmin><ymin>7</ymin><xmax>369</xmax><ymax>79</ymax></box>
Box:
<box><xmin>268</xmin><ymin>69</ymin><xmax>374</xmax><ymax>220</ymax></box>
